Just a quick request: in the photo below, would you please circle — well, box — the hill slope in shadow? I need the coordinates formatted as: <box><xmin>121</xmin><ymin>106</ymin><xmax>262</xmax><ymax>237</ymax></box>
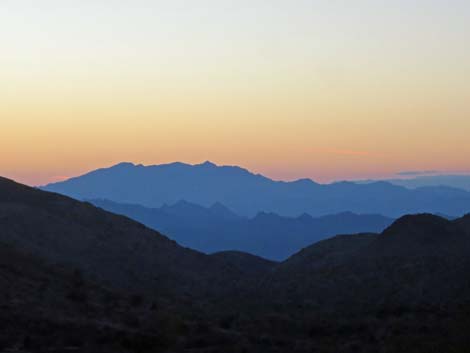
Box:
<box><xmin>3</xmin><ymin>176</ymin><xmax>470</xmax><ymax>352</ymax></box>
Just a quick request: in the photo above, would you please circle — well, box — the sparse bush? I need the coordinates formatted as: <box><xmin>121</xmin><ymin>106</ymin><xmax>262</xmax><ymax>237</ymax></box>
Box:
<box><xmin>122</xmin><ymin>312</ymin><xmax>141</xmax><ymax>328</ymax></box>
<box><xmin>66</xmin><ymin>289</ymin><xmax>88</xmax><ymax>303</ymax></box>
<box><xmin>130</xmin><ymin>294</ymin><xmax>144</xmax><ymax>307</ymax></box>
<box><xmin>218</xmin><ymin>314</ymin><xmax>236</xmax><ymax>329</ymax></box>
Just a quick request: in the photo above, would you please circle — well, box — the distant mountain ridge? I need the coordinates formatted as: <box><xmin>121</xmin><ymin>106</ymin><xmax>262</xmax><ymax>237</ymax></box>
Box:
<box><xmin>90</xmin><ymin>198</ymin><xmax>394</xmax><ymax>260</ymax></box>
<box><xmin>380</xmin><ymin>174</ymin><xmax>470</xmax><ymax>191</ymax></box>
<box><xmin>43</xmin><ymin>161</ymin><xmax>470</xmax><ymax>218</ymax></box>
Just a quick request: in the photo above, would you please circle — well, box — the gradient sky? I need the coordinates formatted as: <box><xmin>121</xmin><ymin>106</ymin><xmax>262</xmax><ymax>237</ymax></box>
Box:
<box><xmin>1</xmin><ymin>0</ymin><xmax>470</xmax><ymax>185</ymax></box>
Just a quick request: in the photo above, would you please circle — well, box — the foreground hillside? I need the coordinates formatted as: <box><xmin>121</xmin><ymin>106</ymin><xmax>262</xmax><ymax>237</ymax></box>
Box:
<box><xmin>2</xmin><ymin>176</ymin><xmax>470</xmax><ymax>352</ymax></box>
<box><xmin>0</xmin><ymin>242</ymin><xmax>177</xmax><ymax>353</ymax></box>
<box><xmin>267</xmin><ymin>214</ymin><xmax>470</xmax><ymax>310</ymax></box>
<box><xmin>0</xmin><ymin>177</ymin><xmax>266</xmax><ymax>299</ymax></box>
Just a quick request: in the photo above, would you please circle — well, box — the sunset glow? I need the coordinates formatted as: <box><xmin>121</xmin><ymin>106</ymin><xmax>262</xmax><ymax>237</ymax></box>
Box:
<box><xmin>2</xmin><ymin>1</ymin><xmax>469</xmax><ymax>185</ymax></box>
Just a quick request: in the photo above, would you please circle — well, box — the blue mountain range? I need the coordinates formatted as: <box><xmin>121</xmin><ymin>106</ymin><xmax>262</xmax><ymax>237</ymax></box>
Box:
<box><xmin>89</xmin><ymin>198</ymin><xmax>394</xmax><ymax>260</ymax></box>
<box><xmin>43</xmin><ymin>161</ymin><xmax>470</xmax><ymax>218</ymax></box>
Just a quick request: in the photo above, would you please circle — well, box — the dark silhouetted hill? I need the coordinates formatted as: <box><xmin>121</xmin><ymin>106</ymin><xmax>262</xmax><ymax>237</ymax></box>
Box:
<box><xmin>0</xmin><ymin>176</ymin><xmax>264</xmax><ymax>298</ymax></box>
<box><xmin>267</xmin><ymin>213</ymin><xmax>470</xmax><ymax>313</ymax></box>
<box><xmin>3</xmin><ymin>176</ymin><xmax>470</xmax><ymax>352</ymax></box>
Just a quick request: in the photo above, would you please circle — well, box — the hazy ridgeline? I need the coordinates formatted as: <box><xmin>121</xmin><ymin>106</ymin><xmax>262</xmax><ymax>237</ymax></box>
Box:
<box><xmin>89</xmin><ymin>198</ymin><xmax>393</xmax><ymax>260</ymax></box>
<box><xmin>43</xmin><ymin>162</ymin><xmax>470</xmax><ymax>218</ymax></box>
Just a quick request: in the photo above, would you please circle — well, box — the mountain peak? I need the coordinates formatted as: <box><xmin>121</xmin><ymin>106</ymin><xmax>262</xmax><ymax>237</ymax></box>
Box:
<box><xmin>198</xmin><ymin>161</ymin><xmax>217</xmax><ymax>168</ymax></box>
<box><xmin>387</xmin><ymin>213</ymin><xmax>449</xmax><ymax>229</ymax></box>
<box><xmin>381</xmin><ymin>213</ymin><xmax>453</xmax><ymax>244</ymax></box>
<box><xmin>163</xmin><ymin>199</ymin><xmax>199</xmax><ymax>210</ymax></box>
<box><xmin>111</xmin><ymin>162</ymin><xmax>136</xmax><ymax>169</ymax></box>
<box><xmin>209</xmin><ymin>202</ymin><xmax>241</xmax><ymax>220</ymax></box>
<box><xmin>210</xmin><ymin>201</ymin><xmax>229</xmax><ymax>211</ymax></box>
<box><xmin>293</xmin><ymin>178</ymin><xmax>318</xmax><ymax>185</ymax></box>
<box><xmin>298</xmin><ymin>213</ymin><xmax>313</xmax><ymax>222</ymax></box>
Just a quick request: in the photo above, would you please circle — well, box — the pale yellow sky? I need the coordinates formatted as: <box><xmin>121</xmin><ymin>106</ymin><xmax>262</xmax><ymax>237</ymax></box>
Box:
<box><xmin>1</xmin><ymin>1</ymin><xmax>469</xmax><ymax>185</ymax></box>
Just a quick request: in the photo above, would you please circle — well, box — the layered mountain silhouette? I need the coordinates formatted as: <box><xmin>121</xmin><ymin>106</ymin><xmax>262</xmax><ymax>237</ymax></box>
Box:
<box><xmin>267</xmin><ymin>213</ymin><xmax>470</xmax><ymax>313</ymax></box>
<box><xmin>0</xmin><ymin>176</ymin><xmax>264</xmax><ymax>298</ymax></box>
<box><xmin>3</xmin><ymin>176</ymin><xmax>470</xmax><ymax>352</ymax></box>
<box><xmin>383</xmin><ymin>174</ymin><xmax>470</xmax><ymax>191</ymax></box>
<box><xmin>90</xmin><ymin>198</ymin><xmax>393</xmax><ymax>260</ymax></box>
<box><xmin>43</xmin><ymin>161</ymin><xmax>470</xmax><ymax>217</ymax></box>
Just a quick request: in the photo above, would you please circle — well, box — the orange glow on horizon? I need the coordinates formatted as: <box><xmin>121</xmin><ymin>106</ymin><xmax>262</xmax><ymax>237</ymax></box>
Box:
<box><xmin>1</xmin><ymin>1</ymin><xmax>469</xmax><ymax>185</ymax></box>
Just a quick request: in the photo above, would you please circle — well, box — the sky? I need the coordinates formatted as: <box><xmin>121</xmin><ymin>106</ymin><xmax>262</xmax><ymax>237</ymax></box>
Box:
<box><xmin>1</xmin><ymin>0</ymin><xmax>470</xmax><ymax>185</ymax></box>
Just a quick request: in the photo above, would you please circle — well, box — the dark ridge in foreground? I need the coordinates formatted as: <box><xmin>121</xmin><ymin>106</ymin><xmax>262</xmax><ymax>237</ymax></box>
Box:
<box><xmin>266</xmin><ymin>213</ymin><xmax>470</xmax><ymax>311</ymax></box>
<box><xmin>0</xmin><ymin>176</ymin><xmax>261</xmax><ymax>298</ymax></box>
<box><xmin>2</xmin><ymin>176</ymin><xmax>470</xmax><ymax>352</ymax></box>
